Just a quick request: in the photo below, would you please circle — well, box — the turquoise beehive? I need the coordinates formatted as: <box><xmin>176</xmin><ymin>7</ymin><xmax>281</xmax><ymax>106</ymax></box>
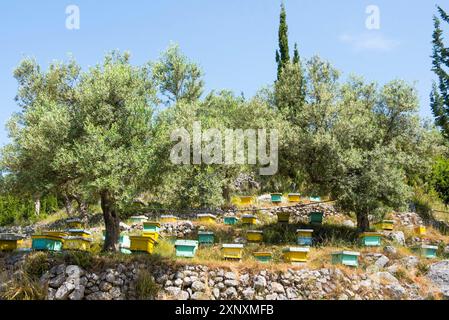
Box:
<box><xmin>331</xmin><ymin>251</ymin><xmax>360</xmax><ymax>267</ymax></box>
<box><xmin>198</xmin><ymin>231</ymin><xmax>214</xmax><ymax>245</ymax></box>
<box><xmin>175</xmin><ymin>240</ymin><xmax>199</xmax><ymax>258</ymax></box>
<box><xmin>224</xmin><ymin>216</ymin><xmax>239</xmax><ymax>225</ymax></box>
<box><xmin>310</xmin><ymin>212</ymin><xmax>324</xmax><ymax>225</ymax></box>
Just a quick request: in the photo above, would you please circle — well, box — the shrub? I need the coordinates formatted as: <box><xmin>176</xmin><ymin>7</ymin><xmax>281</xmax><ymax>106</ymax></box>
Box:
<box><xmin>135</xmin><ymin>269</ymin><xmax>159</xmax><ymax>300</ymax></box>
<box><xmin>1</xmin><ymin>273</ymin><xmax>47</xmax><ymax>300</ymax></box>
<box><xmin>24</xmin><ymin>252</ymin><xmax>51</xmax><ymax>279</ymax></box>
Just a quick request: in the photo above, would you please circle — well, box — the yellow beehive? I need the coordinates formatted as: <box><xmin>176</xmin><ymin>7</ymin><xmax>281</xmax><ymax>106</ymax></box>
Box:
<box><xmin>283</xmin><ymin>247</ymin><xmax>310</xmax><ymax>263</ymax></box>
<box><xmin>222</xmin><ymin>244</ymin><xmax>244</xmax><ymax>260</ymax></box>
<box><xmin>130</xmin><ymin>236</ymin><xmax>157</xmax><ymax>254</ymax></box>
<box><xmin>288</xmin><ymin>193</ymin><xmax>301</xmax><ymax>203</ymax></box>
<box><xmin>63</xmin><ymin>237</ymin><xmax>92</xmax><ymax>252</ymax></box>
<box><xmin>66</xmin><ymin>218</ymin><xmax>83</xmax><ymax>229</ymax></box>
<box><xmin>160</xmin><ymin>215</ymin><xmax>178</xmax><ymax>224</ymax></box>
<box><xmin>239</xmin><ymin>196</ymin><xmax>254</xmax><ymax>206</ymax></box>
<box><xmin>376</xmin><ymin>220</ymin><xmax>395</xmax><ymax>231</ymax></box>
<box><xmin>241</xmin><ymin>215</ymin><xmax>257</xmax><ymax>225</ymax></box>
<box><xmin>414</xmin><ymin>225</ymin><xmax>427</xmax><ymax>236</ymax></box>
<box><xmin>246</xmin><ymin>230</ymin><xmax>263</xmax><ymax>243</ymax></box>
<box><xmin>0</xmin><ymin>234</ymin><xmax>25</xmax><ymax>251</ymax></box>
<box><xmin>197</xmin><ymin>214</ymin><xmax>217</xmax><ymax>224</ymax></box>
<box><xmin>43</xmin><ymin>231</ymin><xmax>69</xmax><ymax>238</ymax></box>
<box><xmin>66</xmin><ymin>230</ymin><xmax>92</xmax><ymax>239</ymax></box>
<box><xmin>142</xmin><ymin>231</ymin><xmax>159</xmax><ymax>241</ymax></box>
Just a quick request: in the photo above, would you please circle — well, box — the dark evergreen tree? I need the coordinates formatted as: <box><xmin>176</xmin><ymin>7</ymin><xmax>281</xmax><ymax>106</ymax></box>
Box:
<box><xmin>293</xmin><ymin>43</ymin><xmax>300</xmax><ymax>65</ymax></box>
<box><xmin>276</xmin><ymin>2</ymin><xmax>290</xmax><ymax>79</ymax></box>
<box><xmin>431</xmin><ymin>6</ymin><xmax>449</xmax><ymax>138</ymax></box>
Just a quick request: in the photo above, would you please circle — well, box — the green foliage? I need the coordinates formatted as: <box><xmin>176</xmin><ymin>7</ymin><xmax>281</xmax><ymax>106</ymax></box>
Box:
<box><xmin>24</xmin><ymin>252</ymin><xmax>52</xmax><ymax>279</ymax></box>
<box><xmin>276</xmin><ymin>2</ymin><xmax>290</xmax><ymax>79</ymax></box>
<box><xmin>432</xmin><ymin>157</ymin><xmax>449</xmax><ymax>205</ymax></box>
<box><xmin>135</xmin><ymin>269</ymin><xmax>160</xmax><ymax>300</ymax></box>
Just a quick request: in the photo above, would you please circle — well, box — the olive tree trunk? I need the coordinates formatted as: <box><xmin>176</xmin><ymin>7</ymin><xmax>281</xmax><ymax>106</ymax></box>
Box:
<box><xmin>101</xmin><ymin>191</ymin><xmax>120</xmax><ymax>252</ymax></box>
<box><xmin>356</xmin><ymin>212</ymin><xmax>370</xmax><ymax>232</ymax></box>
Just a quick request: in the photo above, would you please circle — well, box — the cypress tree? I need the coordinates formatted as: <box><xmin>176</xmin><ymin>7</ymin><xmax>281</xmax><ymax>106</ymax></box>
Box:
<box><xmin>431</xmin><ymin>6</ymin><xmax>449</xmax><ymax>138</ymax></box>
<box><xmin>293</xmin><ymin>43</ymin><xmax>300</xmax><ymax>65</ymax></box>
<box><xmin>276</xmin><ymin>2</ymin><xmax>290</xmax><ymax>79</ymax></box>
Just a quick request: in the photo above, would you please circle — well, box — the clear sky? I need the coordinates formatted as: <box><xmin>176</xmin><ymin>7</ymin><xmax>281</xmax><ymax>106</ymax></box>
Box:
<box><xmin>0</xmin><ymin>0</ymin><xmax>445</xmax><ymax>146</ymax></box>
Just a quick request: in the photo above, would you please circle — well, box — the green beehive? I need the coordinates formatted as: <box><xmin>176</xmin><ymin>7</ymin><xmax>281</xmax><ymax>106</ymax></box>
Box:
<box><xmin>331</xmin><ymin>251</ymin><xmax>360</xmax><ymax>267</ymax></box>
<box><xmin>198</xmin><ymin>231</ymin><xmax>214</xmax><ymax>245</ymax></box>
<box><xmin>271</xmin><ymin>193</ymin><xmax>283</xmax><ymax>203</ymax></box>
<box><xmin>359</xmin><ymin>232</ymin><xmax>382</xmax><ymax>247</ymax></box>
<box><xmin>175</xmin><ymin>240</ymin><xmax>199</xmax><ymax>258</ymax></box>
<box><xmin>254</xmin><ymin>252</ymin><xmax>273</xmax><ymax>263</ymax></box>
<box><xmin>310</xmin><ymin>212</ymin><xmax>324</xmax><ymax>225</ymax></box>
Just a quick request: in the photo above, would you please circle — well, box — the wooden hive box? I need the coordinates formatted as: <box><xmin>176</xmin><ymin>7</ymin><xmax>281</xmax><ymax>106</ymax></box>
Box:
<box><xmin>222</xmin><ymin>244</ymin><xmax>244</xmax><ymax>261</ymax></box>
<box><xmin>32</xmin><ymin>235</ymin><xmax>64</xmax><ymax>252</ymax></box>
<box><xmin>414</xmin><ymin>225</ymin><xmax>427</xmax><ymax>236</ymax></box>
<box><xmin>359</xmin><ymin>232</ymin><xmax>382</xmax><ymax>247</ymax></box>
<box><xmin>197</xmin><ymin>214</ymin><xmax>217</xmax><ymax>224</ymax></box>
<box><xmin>283</xmin><ymin>247</ymin><xmax>310</xmax><ymax>263</ymax></box>
<box><xmin>66</xmin><ymin>218</ymin><xmax>83</xmax><ymax>229</ymax></box>
<box><xmin>130</xmin><ymin>235</ymin><xmax>157</xmax><ymax>254</ymax></box>
<box><xmin>43</xmin><ymin>231</ymin><xmax>69</xmax><ymax>238</ymax></box>
<box><xmin>160</xmin><ymin>215</ymin><xmax>178</xmax><ymax>224</ymax></box>
<box><xmin>309</xmin><ymin>196</ymin><xmax>321</xmax><ymax>202</ymax></box>
<box><xmin>241</xmin><ymin>215</ymin><xmax>257</xmax><ymax>225</ymax></box>
<box><xmin>246</xmin><ymin>230</ymin><xmax>264</xmax><ymax>243</ymax></box>
<box><xmin>376</xmin><ymin>220</ymin><xmax>395</xmax><ymax>231</ymax></box>
<box><xmin>129</xmin><ymin>215</ymin><xmax>149</xmax><ymax>224</ymax></box>
<box><xmin>175</xmin><ymin>240</ymin><xmax>199</xmax><ymax>258</ymax></box>
<box><xmin>198</xmin><ymin>231</ymin><xmax>215</xmax><ymax>245</ymax></box>
<box><xmin>254</xmin><ymin>252</ymin><xmax>273</xmax><ymax>263</ymax></box>
<box><xmin>63</xmin><ymin>236</ymin><xmax>92</xmax><ymax>252</ymax></box>
<box><xmin>239</xmin><ymin>196</ymin><xmax>254</xmax><ymax>206</ymax></box>
<box><xmin>224</xmin><ymin>216</ymin><xmax>239</xmax><ymax>225</ymax></box>
<box><xmin>413</xmin><ymin>245</ymin><xmax>438</xmax><ymax>259</ymax></box>
<box><xmin>310</xmin><ymin>212</ymin><xmax>324</xmax><ymax>225</ymax></box>
<box><xmin>143</xmin><ymin>222</ymin><xmax>161</xmax><ymax>233</ymax></box>
<box><xmin>0</xmin><ymin>234</ymin><xmax>25</xmax><ymax>251</ymax></box>
<box><xmin>142</xmin><ymin>231</ymin><xmax>159</xmax><ymax>242</ymax></box>
<box><xmin>66</xmin><ymin>229</ymin><xmax>92</xmax><ymax>239</ymax></box>
<box><xmin>288</xmin><ymin>193</ymin><xmax>301</xmax><ymax>203</ymax></box>
<box><xmin>271</xmin><ymin>193</ymin><xmax>283</xmax><ymax>204</ymax></box>
<box><xmin>332</xmin><ymin>251</ymin><xmax>360</xmax><ymax>267</ymax></box>
<box><xmin>277</xmin><ymin>212</ymin><xmax>291</xmax><ymax>224</ymax></box>
<box><xmin>296</xmin><ymin>229</ymin><xmax>314</xmax><ymax>246</ymax></box>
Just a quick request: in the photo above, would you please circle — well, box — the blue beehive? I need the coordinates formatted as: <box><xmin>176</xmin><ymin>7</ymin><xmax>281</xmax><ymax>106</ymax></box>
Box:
<box><xmin>224</xmin><ymin>216</ymin><xmax>239</xmax><ymax>225</ymax></box>
<box><xmin>175</xmin><ymin>240</ymin><xmax>199</xmax><ymax>258</ymax></box>
<box><xmin>331</xmin><ymin>251</ymin><xmax>360</xmax><ymax>267</ymax></box>
<box><xmin>297</xmin><ymin>229</ymin><xmax>313</xmax><ymax>246</ymax></box>
<box><xmin>413</xmin><ymin>245</ymin><xmax>438</xmax><ymax>259</ymax></box>
<box><xmin>31</xmin><ymin>235</ymin><xmax>63</xmax><ymax>252</ymax></box>
<box><xmin>359</xmin><ymin>232</ymin><xmax>382</xmax><ymax>247</ymax></box>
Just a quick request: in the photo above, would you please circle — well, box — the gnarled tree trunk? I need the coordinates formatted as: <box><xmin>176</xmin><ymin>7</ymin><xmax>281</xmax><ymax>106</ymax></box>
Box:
<box><xmin>357</xmin><ymin>212</ymin><xmax>370</xmax><ymax>232</ymax></box>
<box><xmin>101</xmin><ymin>190</ymin><xmax>120</xmax><ymax>252</ymax></box>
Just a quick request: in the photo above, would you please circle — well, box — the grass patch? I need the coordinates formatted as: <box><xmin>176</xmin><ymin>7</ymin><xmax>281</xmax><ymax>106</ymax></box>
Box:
<box><xmin>135</xmin><ymin>269</ymin><xmax>160</xmax><ymax>300</ymax></box>
<box><xmin>0</xmin><ymin>273</ymin><xmax>47</xmax><ymax>300</ymax></box>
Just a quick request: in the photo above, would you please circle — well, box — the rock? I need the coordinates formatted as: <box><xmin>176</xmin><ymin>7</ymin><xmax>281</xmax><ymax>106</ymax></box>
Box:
<box><xmin>119</xmin><ymin>222</ymin><xmax>131</xmax><ymax>231</ymax></box>
<box><xmin>383</xmin><ymin>246</ymin><xmax>397</xmax><ymax>255</ymax></box>
<box><xmin>166</xmin><ymin>286</ymin><xmax>181</xmax><ymax>297</ymax></box>
<box><xmin>66</xmin><ymin>265</ymin><xmax>84</xmax><ymax>279</ymax></box>
<box><xmin>86</xmin><ymin>291</ymin><xmax>112</xmax><ymax>300</ymax></box>
<box><xmin>374</xmin><ymin>255</ymin><xmax>390</xmax><ymax>269</ymax></box>
<box><xmin>242</xmin><ymin>288</ymin><xmax>255</xmax><ymax>300</ymax></box>
<box><xmin>254</xmin><ymin>276</ymin><xmax>267</xmax><ymax>291</ymax></box>
<box><xmin>270</xmin><ymin>282</ymin><xmax>285</xmax><ymax>294</ymax></box>
<box><xmin>191</xmin><ymin>292</ymin><xmax>208</xmax><ymax>300</ymax></box>
<box><xmin>174</xmin><ymin>279</ymin><xmax>183</xmax><ymax>287</ymax></box>
<box><xmin>212</xmin><ymin>288</ymin><xmax>220</xmax><ymax>299</ymax></box>
<box><xmin>55</xmin><ymin>282</ymin><xmax>76</xmax><ymax>300</ymax></box>
<box><xmin>178</xmin><ymin>290</ymin><xmax>190</xmax><ymax>300</ymax></box>
<box><xmin>372</xmin><ymin>272</ymin><xmax>399</xmax><ymax>284</ymax></box>
<box><xmin>224</xmin><ymin>280</ymin><xmax>238</xmax><ymax>287</ymax></box>
<box><xmin>427</xmin><ymin>260</ymin><xmax>449</xmax><ymax>298</ymax></box>
<box><xmin>387</xmin><ymin>231</ymin><xmax>405</xmax><ymax>246</ymax></box>
<box><xmin>48</xmin><ymin>273</ymin><xmax>66</xmax><ymax>288</ymax></box>
<box><xmin>110</xmin><ymin>287</ymin><xmax>121</xmax><ymax>299</ymax></box>
<box><xmin>224</xmin><ymin>287</ymin><xmax>238</xmax><ymax>299</ymax></box>
<box><xmin>99</xmin><ymin>281</ymin><xmax>113</xmax><ymax>292</ymax></box>
<box><xmin>224</xmin><ymin>272</ymin><xmax>236</xmax><ymax>280</ymax></box>
<box><xmin>386</xmin><ymin>284</ymin><xmax>407</xmax><ymax>299</ymax></box>
<box><xmin>191</xmin><ymin>281</ymin><xmax>205</xmax><ymax>292</ymax></box>
<box><xmin>401</xmin><ymin>256</ymin><xmax>419</xmax><ymax>269</ymax></box>
<box><xmin>68</xmin><ymin>285</ymin><xmax>85</xmax><ymax>300</ymax></box>
<box><xmin>265</xmin><ymin>293</ymin><xmax>278</xmax><ymax>300</ymax></box>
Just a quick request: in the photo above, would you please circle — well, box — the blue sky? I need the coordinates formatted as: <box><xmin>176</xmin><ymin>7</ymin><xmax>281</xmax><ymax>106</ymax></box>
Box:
<box><xmin>0</xmin><ymin>0</ymin><xmax>445</xmax><ymax>146</ymax></box>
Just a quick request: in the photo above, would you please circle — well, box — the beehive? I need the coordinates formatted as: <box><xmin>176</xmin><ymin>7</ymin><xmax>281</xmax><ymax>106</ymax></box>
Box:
<box><xmin>198</xmin><ymin>231</ymin><xmax>215</xmax><ymax>245</ymax></box>
<box><xmin>413</xmin><ymin>245</ymin><xmax>438</xmax><ymax>259</ymax></box>
<box><xmin>239</xmin><ymin>196</ymin><xmax>254</xmax><ymax>206</ymax></box>
<box><xmin>63</xmin><ymin>237</ymin><xmax>92</xmax><ymax>252</ymax></box>
<box><xmin>310</xmin><ymin>212</ymin><xmax>324</xmax><ymax>225</ymax></box>
<box><xmin>222</xmin><ymin>244</ymin><xmax>244</xmax><ymax>260</ymax></box>
<box><xmin>283</xmin><ymin>247</ymin><xmax>310</xmax><ymax>263</ymax></box>
<box><xmin>271</xmin><ymin>193</ymin><xmax>283</xmax><ymax>204</ymax></box>
<box><xmin>296</xmin><ymin>229</ymin><xmax>314</xmax><ymax>246</ymax></box>
<box><xmin>130</xmin><ymin>236</ymin><xmax>156</xmax><ymax>254</ymax></box>
<box><xmin>277</xmin><ymin>212</ymin><xmax>290</xmax><ymax>224</ymax></box>
<box><xmin>224</xmin><ymin>216</ymin><xmax>239</xmax><ymax>225</ymax></box>
<box><xmin>359</xmin><ymin>232</ymin><xmax>382</xmax><ymax>247</ymax></box>
<box><xmin>66</xmin><ymin>218</ymin><xmax>83</xmax><ymax>229</ymax></box>
<box><xmin>129</xmin><ymin>215</ymin><xmax>149</xmax><ymax>224</ymax></box>
<box><xmin>43</xmin><ymin>231</ymin><xmax>69</xmax><ymax>238</ymax></box>
<box><xmin>246</xmin><ymin>230</ymin><xmax>263</xmax><ymax>243</ymax></box>
<box><xmin>331</xmin><ymin>251</ymin><xmax>360</xmax><ymax>267</ymax></box>
<box><xmin>143</xmin><ymin>222</ymin><xmax>161</xmax><ymax>233</ymax></box>
<box><xmin>414</xmin><ymin>225</ymin><xmax>427</xmax><ymax>236</ymax></box>
<box><xmin>197</xmin><ymin>214</ymin><xmax>217</xmax><ymax>224</ymax></box>
<box><xmin>120</xmin><ymin>234</ymin><xmax>131</xmax><ymax>248</ymax></box>
<box><xmin>376</xmin><ymin>220</ymin><xmax>394</xmax><ymax>231</ymax></box>
<box><xmin>66</xmin><ymin>229</ymin><xmax>92</xmax><ymax>239</ymax></box>
<box><xmin>310</xmin><ymin>196</ymin><xmax>321</xmax><ymax>202</ymax></box>
<box><xmin>241</xmin><ymin>215</ymin><xmax>257</xmax><ymax>225</ymax></box>
<box><xmin>142</xmin><ymin>231</ymin><xmax>159</xmax><ymax>241</ymax></box>
<box><xmin>0</xmin><ymin>234</ymin><xmax>25</xmax><ymax>251</ymax></box>
<box><xmin>254</xmin><ymin>252</ymin><xmax>273</xmax><ymax>263</ymax></box>
<box><xmin>32</xmin><ymin>235</ymin><xmax>64</xmax><ymax>252</ymax></box>
<box><xmin>288</xmin><ymin>193</ymin><xmax>301</xmax><ymax>203</ymax></box>
<box><xmin>160</xmin><ymin>215</ymin><xmax>178</xmax><ymax>224</ymax></box>
<box><xmin>175</xmin><ymin>240</ymin><xmax>199</xmax><ymax>258</ymax></box>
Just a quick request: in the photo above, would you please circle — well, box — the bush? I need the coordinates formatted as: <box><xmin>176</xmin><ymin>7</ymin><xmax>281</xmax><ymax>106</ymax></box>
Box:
<box><xmin>24</xmin><ymin>252</ymin><xmax>51</xmax><ymax>280</ymax></box>
<box><xmin>0</xmin><ymin>273</ymin><xmax>47</xmax><ymax>300</ymax></box>
<box><xmin>135</xmin><ymin>269</ymin><xmax>159</xmax><ymax>300</ymax></box>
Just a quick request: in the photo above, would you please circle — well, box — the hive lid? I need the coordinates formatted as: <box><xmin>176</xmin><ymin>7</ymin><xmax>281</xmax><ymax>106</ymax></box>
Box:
<box><xmin>420</xmin><ymin>245</ymin><xmax>438</xmax><ymax>250</ymax></box>
<box><xmin>288</xmin><ymin>193</ymin><xmax>301</xmax><ymax>196</ymax></box>
<box><xmin>175</xmin><ymin>240</ymin><xmax>199</xmax><ymax>247</ymax></box>
<box><xmin>198</xmin><ymin>231</ymin><xmax>214</xmax><ymax>235</ymax></box>
<box><xmin>332</xmin><ymin>251</ymin><xmax>360</xmax><ymax>256</ymax></box>
<box><xmin>359</xmin><ymin>232</ymin><xmax>382</xmax><ymax>237</ymax></box>
<box><xmin>296</xmin><ymin>229</ymin><xmax>314</xmax><ymax>233</ymax></box>
<box><xmin>197</xmin><ymin>214</ymin><xmax>217</xmax><ymax>219</ymax></box>
<box><xmin>283</xmin><ymin>247</ymin><xmax>310</xmax><ymax>253</ymax></box>
<box><xmin>382</xmin><ymin>220</ymin><xmax>395</xmax><ymax>223</ymax></box>
<box><xmin>247</xmin><ymin>230</ymin><xmax>263</xmax><ymax>234</ymax></box>
<box><xmin>0</xmin><ymin>233</ymin><xmax>26</xmax><ymax>240</ymax></box>
<box><xmin>254</xmin><ymin>252</ymin><xmax>273</xmax><ymax>256</ymax></box>
<box><xmin>130</xmin><ymin>215</ymin><xmax>148</xmax><ymax>219</ymax></box>
<box><xmin>144</xmin><ymin>221</ymin><xmax>161</xmax><ymax>226</ymax></box>
<box><xmin>224</xmin><ymin>216</ymin><xmax>239</xmax><ymax>219</ymax></box>
<box><xmin>242</xmin><ymin>214</ymin><xmax>256</xmax><ymax>218</ymax></box>
<box><xmin>271</xmin><ymin>193</ymin><xmax>283</xmax><ymax>196</ymax></box>
<box><xmin>161</xmin><ymin>215</ymin><xmax>177</xmax><ymax>219</ymax></box>
<box><xmin>66</xmin><ymin>229</ymin><xmax>92</xmax><ymax>235</ymax></box>
<box><xmin>222</xmin><ymin>244</ymin><xmax>244</xmax><ymax>249</ymax></box>
<box><xmin>66</xmin><ymin>218</ymin><xmax>82</xmax><ymax>223</ymax></box>
<box><xmin>63</xmin><ymin>236</ymin><xmax>93</xmax><ymax>242</ymax></box>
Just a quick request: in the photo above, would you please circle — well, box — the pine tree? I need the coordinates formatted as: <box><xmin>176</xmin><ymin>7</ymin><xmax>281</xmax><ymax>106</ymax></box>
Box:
<box><xmin>276</xmin><ymin>2</ymin><xmax>290</xmax><ymax>79</ymax></box>
<box><xmin>431</xmin><ymin>6</ymin><xmax>449</xmax><ymax>138</ymax></box>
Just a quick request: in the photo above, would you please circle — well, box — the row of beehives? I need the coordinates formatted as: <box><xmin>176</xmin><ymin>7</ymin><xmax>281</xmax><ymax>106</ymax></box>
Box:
<box><xmin>238</xmin><ymin>194</ymin><xmax>319</xmax><ymax>206</ymax></box>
